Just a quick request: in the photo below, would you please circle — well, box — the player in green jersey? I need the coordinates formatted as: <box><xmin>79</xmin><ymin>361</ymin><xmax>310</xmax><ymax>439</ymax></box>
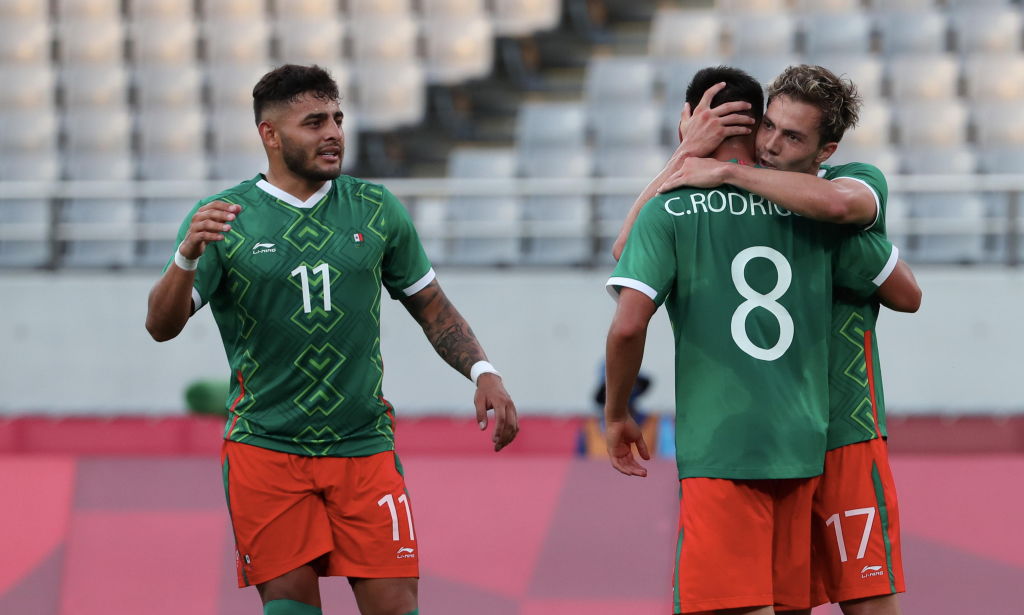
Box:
<box><xmin>604</xmin><ymin>67</ymin><xmax>903</xmax><ymax>615</ymax></box>
<box><xmin>146</xmin><ymin>65</ymin><xmax>518</xmax><ymax>615</ymax></box>
<box><xmin>630</xmin><ymin>67</ymin><xmax>920</xmax><ymax>615</ymax></box>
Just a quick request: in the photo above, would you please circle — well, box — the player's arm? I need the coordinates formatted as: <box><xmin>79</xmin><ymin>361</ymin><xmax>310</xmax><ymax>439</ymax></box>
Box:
<box><xmin>611</xmin><ymin>82</ymin><xmax>754</xmax><ymax>260</ymax></box>
<box><xmin>659</xmin><ymin>160</ymin><xmax>877</xmax><ymax>225</ymax></box>
<box><xmin>145</xmin><ymin>201</ymin><xmax>240</xmax><ymax>341</ymax></box>
<box><xmin>604</xmin><ymin>288</ymin><xmax>657</xmax><ymax>477</ymax></box>
<box><xmin>400</xmin><ymin>280</ymin><xmax>518</xmax><ymax>452</ymax></box>
<box><xmin>876</xmin><ymin>259</ymin><xmax>922</xmax><ymax>313</ymax></box>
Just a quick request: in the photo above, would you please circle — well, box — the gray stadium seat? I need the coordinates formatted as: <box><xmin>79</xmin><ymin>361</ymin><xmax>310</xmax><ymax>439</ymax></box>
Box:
<box><xmin>0</xmin><ymin>20</ymin><xmax>51</xmax><ymax>66</ymax></box>
<box><xmin>59</xmin><ymin>199</ymin><xmax>136</xmax><ymax>268</ymax></box>
<box><xmin>900</xmin><ymin>146</ymin><xmax>978</xmax><ymax>175</ymax></box>
<box><xmin>0</xmin><ymin>0</ymin><xmax>49</xmax><ymax>20</ymax></box>
<box><xmin>56</xmin><ymin>20</ymin><xmax>124</xmax><ymax>66</ymax></box>
<box><xmin>973</xmin><ymin>102</ymin><xmax>1024</xmax><ymax>147</ymax></box>
<box><xmin>827</xmin><ymin>145</ymin><xmax>901</xmax><ymax>178</ymax></box>
<box><xmin>200</xmin><ymin>0</ymin><xmax>267</xmax><ymax>20</ymax></box>
<box><xmin>840</xmin><ymin>101</ymin><xmax>891</xmax><ymax>148</ymax></box>
<box><xmin>522</xmin><ymin>196</ymin><xmax>590</xmax><ymax>265</ymax></box>
<box><xmin>491</xmin><ymin>0</ymin><xmax>561</xmax><ymax>37</ymax></box>
<box><xmin>883</xmin><ymin>193</ymin><xmax>909</xmax><ymax>249</ymax></box>
<box><xmin>0</xmin><ymin>200</ymin><xmax>52</xmax><ymax>267</ymax></box>
<box><xmin>351</xmin><ymin>17</ymin><xmax>417</xmax><ymax>63</ymax></box>
<box><xmin>516</xmin><ymin>102</ymin><xmax>587</xmax><ymax>149</ymax></box>
<box><xmin>129</xmin><ymin>20</ymin><xmax>198</xmax><ymax>66</ymax></box>
<box><xmin>0</xmin><ymin>108</ymin><xmax>59</xmax><ymax>153</ymax></box>
<box><xmin>422</xmin><ymin>17</ymin><xmax>494</xmax><ymax>85</ymax></box>
<box><xmin>445</xmin><ymin>147</ymin><xmax>519</xmax><ymax>266</ymax></box>
<box><xmin>276</xmin><ymin>18</ymin><xmax>346</xmax><ymax>65</ymax></box>
<box><xmin>518</xmin><ymin>146</ymin><xmax>592</xmax><ymax>179</ymax></box>
<box><xmin>273</xmin><ymin>0</ymin><xmax>337</xmax><ymax>18</ymax></box>
<box><xmin>127</xmin><ymin>0</ymin><xmax>194</xmax><ymax>19</ymax></box>
<box><xmin>138</xmin><ymin>199</ymin><xmax>194</xmax><ymax>267</ymax></box>
<box><xmin>210</xmin><ymin>107</ymin><xmax>266</xmax><ymax>181</ymax></box>
<box><xmin>658</xmin><ymin>56</ymin><xmax>726</xmax><ymax>103</ymax></box>
<box><xmin>978</xmin><ymin>146</ymin><xmax>1024</xmax><ymax>174</ymax></box>
<box><xmin>728</xmin><ymin>15</ymin><xmax>797</xmax><ymax>56</ymax></box>
<box><xmin>802</xmin><ymin>13</ymin><xmax>872</xmax><ymax>55</ymax></box>
<box><xmin>866</xmin><ymin>0</ymin><xmax>936</xmax><ymax>10</ymax></box>
<box><xmin>449</xmin><ymin>147</ymin><xmax>518</xmax><ymax>178</ymax></box>
<box><xmin>420</xmin><ymin>0</ymin><xmax>486</xmax><ymax>19</ymax></box>
<box><xmin>951</xmin><ymin>7</ymin><xmax>1023</xmax><ymax>55</ymax></box>
<box><xmin>138</xmin><ymin>108</ymin><xmax>208</xmax><ymax>180</ymax></box>
<box><xmin>895</xmin><ymin>101</ymin><xmax>968</xmax><ymax>147</ymax></box>
<box><xmin>730</xmin><ymin>54</ymin><xmax>803</xmax><ymax>87</ymax></box>
<box><xmin>649</xmin><ymin>10</ymin><xmax>722</xmax><ymax>59</ymax></box>
<box><xmin>352</xmin><ymin>61</ymin><xmax>426</xmax><ymax>130</ymax></box>
<box><xmin>590</xmin><ymin>102</ymin><xmax>662</xmax><ymax>148</ymax></box>
<box><xmin>203</xmin><ymin>19</ymin><xmax>270</xmax><ymax>65</ymax></box>
<box><xmin>594</xmin><ymin>146</ymin><xmax>670</xmax><ymax>178</ymax></box>
<box><xmin>802</xmin><ymin>55</ymin><xmax>883</xmax><ymax>100</ymax></box>
<box><xmin>135</xmin><ymin>66</ymin><xmax>203</xmax><ymax>110</ymax></box>
<box><xmin>878</xmin><ymin>11</ymin><xmax>948</xmax><ymax>55</ymax></box>
<box><xmin>910</xmin><ymin>194</ymin><xmax>987</xmax><ymax>264</ymax></box>
<box><xmin>56</xmin><ymin>0</ymin><xmax>120</xmax><ymax>19</ymax></box>
<box><xmin>0</xmin><ymin>151</ymin><xmax>61</xmax><ymax>181</ymax></box>
<box><xmin>207</xmin><ymin>63</ymin><xmax>274</xmax><ymax>109</ymax></box>
<box><xmin>65</xmin><ymin>152</ymin><xmax>135</xmax><ymax>181</ymax></box>
<box><xmin>945</xmin><ymin>0</ymin><xmax>1014</xmax><ymax>7</ymax></box>
<box><xmin>410</xmin><ymin>197</ymin><xmax>449</xmax><ymax>265</ymax></box>
<box><xmin>716</xmin><ymin>0</ymin><xmax>787</xmax><ymax>12</ymax></box>
<box><xmin>0</xmin><ymin>65</ymin><xmax>55</xmax><ymax>109</ymax></box>
<box><xmin>585</xmin><ymin>57</ymin><xmax>657</xmax><ymax>103</ymax></box>
<box><xmin>64</xmin><ymin>107</ymin><xmax>132</xmax><ymax>154</ymax></box>
<box><xmin>60</xmin><ymin>65</ymin><xmax>129</xmax><ymax>108</ymax></box>
<box><xmin>963</xmin><ymin>55</ymin><xmax>1024</xmax><ymax>101</ymax></box>
<box><xmin>347</xmin><ymin>0</ymin><xmax>411</xmax><ymax>18</ymax></box>
<box><xmin>447</xmin><ymin>197</ymin><xmax>521</xmax><ymax>265</ymax></box>
<box><xmin>887</xmin><ymin>54</ymin><xmax>959</xmax><ymax>101</ymax></box>
<box><xmin>792</xmin><ymin>0</ymin><xmax>862</xmax><ymax>12</ymax></box>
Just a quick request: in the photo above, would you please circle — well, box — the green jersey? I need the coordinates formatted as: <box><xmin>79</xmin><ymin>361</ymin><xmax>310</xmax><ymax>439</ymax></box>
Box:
<box><xmin>821</xmin><ymin>162</ymin><xmax>893</xmax><ymax>450</ymax></box>
<box><xmin>171</xmin><ymin>175</ymin><xmax>434</xmax><ymax>457</ymax></box>
<box><xmin>609</xmin><ymin>184</ymin><xmax>896</xmax><ymax>480</ymax></box>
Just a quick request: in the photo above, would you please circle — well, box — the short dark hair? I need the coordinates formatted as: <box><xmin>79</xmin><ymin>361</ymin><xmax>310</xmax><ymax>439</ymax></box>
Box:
<box><xmin>685</xmin><ymin>66</ymin><xmax>764</xmax><ymax>123</ymax></box>
<box><xmin>766</xmin><ymin>65</ymin><xmax>861</xmax><ymax>144</ymax></box>
<box><xmin>252</xmin><ymin>64</ymin><xmax>340</xmax><ymax>123</ymax></box>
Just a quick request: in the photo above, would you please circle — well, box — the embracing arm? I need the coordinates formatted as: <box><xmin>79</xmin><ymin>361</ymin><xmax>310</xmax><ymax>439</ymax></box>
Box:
<box><xmin>400</xmin><ymin>279</ymin><xmax>518</xmax><ymax>451</ymax></box>
<box><xmin>877</xmin><ymin>259</ymin><xmax>922</xmax><ymax>313</ymax></box>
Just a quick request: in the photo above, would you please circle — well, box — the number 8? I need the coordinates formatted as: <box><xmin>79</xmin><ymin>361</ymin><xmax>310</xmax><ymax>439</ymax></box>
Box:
<box><xmin>730</xmin><ymin>246</ymin><xmax>794</xmax><ymax>361</ymax></box>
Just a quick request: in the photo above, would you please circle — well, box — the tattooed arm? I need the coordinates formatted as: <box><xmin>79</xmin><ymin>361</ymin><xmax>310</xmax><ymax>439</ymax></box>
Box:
<box><xmin>401</xmin><ymin>279</ymin><xmax>519</xmax><ymax>451</ymax></box>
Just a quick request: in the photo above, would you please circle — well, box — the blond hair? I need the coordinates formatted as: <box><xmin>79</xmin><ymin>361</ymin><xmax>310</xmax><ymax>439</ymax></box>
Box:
<box><xmin>766</xmin><ymin>65</ymin><xmax>861</xmax><ymax>144</ymax></box>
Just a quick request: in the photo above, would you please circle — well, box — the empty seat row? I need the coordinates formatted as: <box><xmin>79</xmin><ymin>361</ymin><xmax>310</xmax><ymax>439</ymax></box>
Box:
<box><xmin>716</xmin><ymin>0</ymin><xmax>1016</xmax><ymax>13</ymax></box>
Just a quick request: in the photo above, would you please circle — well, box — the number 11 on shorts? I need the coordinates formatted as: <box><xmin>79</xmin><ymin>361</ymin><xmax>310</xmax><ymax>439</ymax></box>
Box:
<box><xmin>826</xmin><ymin>507</ymin><xmax>876</xmax><ymax>562</ymax></box>
<box><xmin>377</xmin><ymin>492</ymin><xmax>415</xmax><ymax>541</ymax></box>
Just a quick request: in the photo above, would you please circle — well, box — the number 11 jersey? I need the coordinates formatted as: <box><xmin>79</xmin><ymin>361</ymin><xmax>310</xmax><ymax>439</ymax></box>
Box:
<box><xmin>608</xmin><ymin>184</ymin><xmax>898</xmax><ymax>480</ymax></box>
<box><xmin>170</xmin><ymin>175</ymin><xmax>434</xmax><ymax>457</ymax></box>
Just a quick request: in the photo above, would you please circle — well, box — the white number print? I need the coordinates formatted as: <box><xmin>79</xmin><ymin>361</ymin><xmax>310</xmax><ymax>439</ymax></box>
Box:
<box><xmin>730</xmin><ymin>246</ymin><xmax>794</xmax><ymax>361</ymax></box>
<box><xmin>290</xmin><ymin>263</ymin><xmax>332</xmax><ymax>314</ymax></box>
<box><xmin>377</xmin><ymin>492</ymin><xmax>416</xmax><ymax>541</ymax></box>
<box><xmin>825</xmin><ymin>507</ymin><xmax>877</xmax><ymax>563</ymax></box>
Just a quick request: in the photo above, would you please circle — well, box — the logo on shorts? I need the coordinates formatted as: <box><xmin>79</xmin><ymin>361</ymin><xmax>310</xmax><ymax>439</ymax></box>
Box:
<box><xmin>396</xmin><ymin>546</ymin><xmax>416</xmax><ymax>559</ymax></box>
<box><xmin>252</xmin><ymin>242</ymin><xmax>276</xmax><ymax>255</ymax></box>
<box><xmin>860</xmin><ymin>565</ymin><xmax>884</xmax><ymax>578</ymax></box>
<box><xmin>244</xmin><ymin>554</ymin><xmax>252</xmax><ymax>565</ymax></box>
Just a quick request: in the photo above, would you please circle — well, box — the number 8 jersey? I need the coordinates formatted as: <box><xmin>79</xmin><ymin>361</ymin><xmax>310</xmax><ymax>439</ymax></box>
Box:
<box><xmin>608</xmin><ymin>184</ymin><xmax>898</xmax><ymax>481</ymax></box>
<box><xmin>170</xmin><ymin>175</ymin><xmax>434</xmax><ymax>457</ymax></box>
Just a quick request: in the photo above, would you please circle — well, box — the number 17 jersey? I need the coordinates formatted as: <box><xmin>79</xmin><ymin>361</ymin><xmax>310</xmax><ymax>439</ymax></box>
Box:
<box><xmin>170</xmin><ymin>175</ymin><xmax>434</xmax><ymax>458</ymax></box>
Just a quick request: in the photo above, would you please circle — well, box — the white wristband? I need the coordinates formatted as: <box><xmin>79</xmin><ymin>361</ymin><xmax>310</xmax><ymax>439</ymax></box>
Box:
<box><xmin>173</xmin><ymin>243</ymin><xmax>199</xmax><ymax>271</ymax></box>
<box><xmin>470</xmin><ymin>360</ymin><xmax>500</xmax><ymax>384</ymax></box>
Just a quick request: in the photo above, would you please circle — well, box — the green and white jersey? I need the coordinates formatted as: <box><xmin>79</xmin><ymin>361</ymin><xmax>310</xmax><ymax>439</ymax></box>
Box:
<box><xmin>170</xmin><ymin>175</ymin><xmax>434</xmax><ymax>457</ymax></box>
<box><xmin>608</xmin><ymin>184</ymin><xmax>898</xmax><ymax>480</ymax></box>
<box><xmin>820</xmin><ymin>162</ymin><xmax>892</xmax><ymax>450</ymax></box>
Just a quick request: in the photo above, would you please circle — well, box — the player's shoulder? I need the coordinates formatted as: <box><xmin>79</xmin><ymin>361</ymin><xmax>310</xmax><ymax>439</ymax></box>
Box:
<box><xmin>197</xmin><ymin>175</ymin><xmax>264</xmax><ymax>208</ymax></box>
<box><xmin>820</xmin><ymin>161</ymin><xmax>887</xmax><ymax>186</ymax></box>
<box><xmin>333</xmin><ymin>174</ymin><xmax>398</xmax><ymax>205</ymax></box>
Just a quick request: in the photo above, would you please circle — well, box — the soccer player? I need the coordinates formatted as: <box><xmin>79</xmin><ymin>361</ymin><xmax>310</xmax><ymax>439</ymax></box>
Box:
<box><xmin>145</xmin><ymin>64</ymin><xmax>518</xmax><ymax>615</ymax></box>
<box><xmin>604</xmin><ymin>66</ymin><xmax>902</xmax><ymax>615</ymax></box>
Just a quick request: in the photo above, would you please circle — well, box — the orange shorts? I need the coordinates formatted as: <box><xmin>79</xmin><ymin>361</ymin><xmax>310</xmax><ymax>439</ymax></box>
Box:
<box><xmin>810</xmin><ymin>438</ymin><xmax>905</xmax><ymax>605</ymax></box>
<box><xmin>673</xmin><ymin>476</ymin><xmax>820</xmax><ymax>614</ymax></box>
<box><xmin>221</xmin><ymin>441</ymin><xmax>419</xmax><ymax>587</ymax></box>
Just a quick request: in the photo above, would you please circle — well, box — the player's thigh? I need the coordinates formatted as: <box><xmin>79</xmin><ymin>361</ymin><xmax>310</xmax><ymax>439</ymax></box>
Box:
<box><xmin>316</xmin><ymin>451</ymin><xmax>420</xmax><ymax>579</ymax></box>
<box><xmin>770</xmin><ymin>477</ymin><xmax>820</xmax><ymax>611</ymax></box>
<box><xmin>811</xmin><ymin>439</ymin><xmax>904</xmax><ymax>603</ymax></box>
<box><xmin>222</xmin><ymin>441</ymin><xmax>334</xmax><ymax>587</ymax></box>
<box><xmin>350</xmin><ymin>577</ymin><xmax>418</xmax><ymax>615</ymax></box>
<box><xmin>674</xmin><ymin>478</ymin><xmax>775</xmax><ymax>614</ymax></box>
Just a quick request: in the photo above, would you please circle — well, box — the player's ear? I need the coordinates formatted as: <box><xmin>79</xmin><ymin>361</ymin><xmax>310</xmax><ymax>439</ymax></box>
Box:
<box><xmin>814</xmin><ymin>141</ymin><xmax>838</xmax><ymax>165</ymax></box>
<box><xmin>258</xmin><ymin>120</ymin><xmax>278</xmax><ymax>150</ymax></box>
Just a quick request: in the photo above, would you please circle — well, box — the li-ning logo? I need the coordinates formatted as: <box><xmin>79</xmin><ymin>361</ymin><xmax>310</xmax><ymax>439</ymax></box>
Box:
<box><xmin>252</xmin><ymin>242</ymin><xmax>276</xmax><ymax>255</ymax></box>
<box><xmin>860</xmin><ymin>565</ymin><xmax>884</xmax><ymax>578</ymax></box>
<box><xmin>396</xmin><ymin>546</ymin><xmax>416</xmax><ymax>559</ymax></box>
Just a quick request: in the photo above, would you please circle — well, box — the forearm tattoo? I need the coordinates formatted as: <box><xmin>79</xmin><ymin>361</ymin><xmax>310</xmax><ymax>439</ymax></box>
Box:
<box><xmin>404</xmin><ymin>283</ymin><xmax>486</xmax><ymax>378</ymax></box>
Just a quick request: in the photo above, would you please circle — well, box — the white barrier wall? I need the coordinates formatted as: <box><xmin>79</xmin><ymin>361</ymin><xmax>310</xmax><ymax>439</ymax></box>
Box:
<box><xmin>0</xmin><ymin>268</ymin><xmax>1018</xmax><ymax>415</ymax></box>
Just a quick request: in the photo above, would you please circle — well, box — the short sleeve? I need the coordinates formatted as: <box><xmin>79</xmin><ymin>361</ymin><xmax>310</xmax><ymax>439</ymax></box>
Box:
<box><xmin>380</xmin><ymin>188</ymin><xmax>434</xmax><ymax>300</ymax></box>
<box><xmin>163</xmin><ymin>200</ymin><xmax>224</xmax><ymax>312</ymax></box>
<box><xmin>828</xmin><ymin>162</ymin><xmax>888</xmax><ymax>231</ymax></box>
<box><xmin>832</xmin><ymin>230</ymin><xmax>899</xmax><ymax>300</ymax></box>
<box><xmin>607</xmin><ymin>197</ymin><xmax>678</xmax><ymax>306</ymax></box>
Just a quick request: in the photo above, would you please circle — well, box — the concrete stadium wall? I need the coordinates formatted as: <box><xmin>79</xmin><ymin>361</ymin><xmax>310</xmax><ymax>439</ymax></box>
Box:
<box><xmin>0</xmin><ymin>268</ymin><xmax>1018</xmax><ymax>415</ymax></box>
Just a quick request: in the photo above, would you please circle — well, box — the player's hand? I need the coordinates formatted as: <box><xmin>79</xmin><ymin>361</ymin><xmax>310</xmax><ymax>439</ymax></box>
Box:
<box><xmin>605</xmin><ymin>417</ymin><xmax>650</xmax><ymax>477</ymax></box>
<box><xmin>179</xmin><ymin>200</ymin><xmax>242</xmax><ymax>259</ymax></box>
<box><xmin>474</xmin><ymin>373</ymin><xmax>519</xmax><ymax>452</ymax></box>
<box><xmin>678</xmin><ymin>81</ymin><xmax>755</xmax><ymax>156</ymax></box>
<box><xmin>658</xmin><ymin>157</ymin><xmax>729</xmax><ymax>193</ymax></box>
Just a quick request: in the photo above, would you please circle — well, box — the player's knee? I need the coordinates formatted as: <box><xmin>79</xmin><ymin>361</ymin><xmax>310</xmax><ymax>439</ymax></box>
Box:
<box><xmin>263</xmin><ymin>599</ymin><xmax>322</xmax><ymax>615</ymax></box>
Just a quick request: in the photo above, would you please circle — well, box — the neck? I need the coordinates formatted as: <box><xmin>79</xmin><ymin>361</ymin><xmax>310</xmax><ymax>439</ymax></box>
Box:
<box><xmin>264</xmin><ymin>162</ymin><xmax>326</xmax><ymax>202</ymax></box>
<box><xmin>711</xmin><ymin>136</ymin><xmax>756</xmax><ymax>166</ymax></box>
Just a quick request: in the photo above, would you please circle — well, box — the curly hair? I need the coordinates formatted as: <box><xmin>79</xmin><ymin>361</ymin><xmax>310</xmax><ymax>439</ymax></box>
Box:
<box><xmin>252</xmin><ymin>64</ymin><xmax>339</xmax><ymax>123</ymax></box>
<box><xmin>766</xmin><ymin>65</ymin><xmax>861</xmax><ymax>144</ymax></box>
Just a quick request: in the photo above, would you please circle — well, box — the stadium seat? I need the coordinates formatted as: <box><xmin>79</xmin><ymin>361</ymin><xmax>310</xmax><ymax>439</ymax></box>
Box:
<box><xmin>978</xmin><ymin>146</ymin><xmax>1024</xmax><ymax>174</ymax></box>
<box><xmin>449</xmin><ymin>147</ymin><xmax>518</xmax><ymax>178</ymax></box>
<box><xmin>56</xmin><ymin>0</ymin><xmax>120</xmax><ymax>19</ymax></box>
<box><xmin>792</xmin><ymin>0</ymin><xmax>862</xmax><ymax>12</ymax></box>
<box><xmin>0</xmin><ymin>200</ymin><xmax>52</xmax><ymax>267</ymax></box>
<box><xmin>0</xmin><ymin>65</ymin><xmax>55</xmax><ymax>109</ymax></box>
<box><xmin>64</xmin><ymin>107</ymin><xmax>132</xmax><ymax>154</ymax></box>
<box><xmin>802</xmin><ymin>55</ymin><xmax>883</xmax><ymax>100</ymax></box>
<box><xmin>715</xmin><ymin>0</ymin><xmax>787</xmax><ymax>12</ymax></box>
<box><xmin>447</xmin><ymin>197</ymin><xmax>521</xmax><ymax>265</ymax></box>
<box><xmin>649</xmin><ymin>11</ymin><xmax>722</xmax><ymax>59</ymax></box>
<box><xmin>878</xmin><ymin>11</ymin><xmax>948</xmax><ymax>55</ymax></box>
<box><xmin>951</xmin><ymin>7</ymin><xmax>1023</xmax><ymax>54</ymax></box>
<box><xmin>138</xmin><ymin>107</ymin><xmax>208</xmax><ymax>179</ymax></box>
<box><xmin>585</xmin><ymin>57</ymin><xmax>657</xmax><ymax>103</ymax></box>
<box><xmin>827</xmin><ymin>144</ymin><xmax>901</xmax><ymax>178</ymax></box>
<box><xmin>0</xmin><ymin>0</ymin><xmax>49</xmax><ymax>20</ymax></box>
<box><xmin>491</xmin><ymin>0</ymin><xmax>562</xmax><ymax>37</ymax></box>
<box><xmin>802</xmin><ymin>13</ymin><xmax>872</xmax><ymax>56</ymax></box>
<box><xmin>963</xmin><ymin>55</ymin><xmax>1024</xmax><ymax>101</ymax></box>
<box><xmin>728</xmin><ymin>15</ymin><xmax>797</xmax><ymax>56</ymax></box>
<box><xmin>59</xmin><ymin>198</ymin><xmax>136</xmax><ymax>268</ymax></box>
<box><xmin>521</xmin><ymin>196</ymin><xmax>590</xmax><ymax>265</ymax></box>
<box><xmin>347</xmin><ymin>0</ymin><xmax>412</xmax><ymax>18</ymax></box>
<box><xmin>129</xmin><ymin>20</ymin><xmax>198</xmax><ymax>66</ymax></box>
<box><xmin>973</xmin><ymin>102</ymin><xmax>1024</xmax><ymax>147</ymax></box>
<box><xmin>590</xmin><ymin>102</ymin><xmax>661</xmax><ymax>148</ymax></box>
<box><xmin>0</xmin><ymin>151</ymin><xmax>61</xmax><ymax>181</ymax></box>
<box><xmin>866</xmin><ymin>0</ymin><xmax>936</xmax><ymax>11</ymax></box>
<box><xmin>594</xmin><ymin>146</ymin><xmax>669</xmax><ymax>178</ymax></box>
<box><xmin>884</xmin><ymin>193</ymin><xmax>909</xmax><ymax>248</ymax></box>
<box><xmin>60</xmin><ymin>65</ymin><xmax>129</xmax><ymax>108</ymax></box>
<box><xmin>56</xmin><ymin>20</ymin><xmax>124</xmax><ymax>66</ymax></box>
<box><xmin>203</xmin><ymin>19</ymin><xmax>270</xmax><ymax>65</ymax></box>
<box><xmin>200</xmin><ymin>0</ymin><xmax>266</xmax><ymax>20</ymax></box>
<box><xmin>945</xmin><ymin>0</ymin><xmax>1015</xmax><ymax>7</ymax></box>
<box><xmin>729</xmin><ymin>54</ymin><xmax>802</xmax><ymax>87</ymax></box>
<box><xmin>410</xmin><ymin>197</ymin><xmax>449</xmax><ymax>265</ymax></box>
<box><xmin>207</xmin><ymin>63</ymin><xmax>274</xmax><ymax>109</ymax></box>
<box><xmin>910</xmin><ymin>193</ymin><xmax>987</xmax><ymax>264</ymax></box>
<box><xmin>0</xmin><ymin>19</ymin><xmax>50</xmax><ymax>66</ymax></box>
<box><xmin>137</xmin><ymin>199</ymin><xmax>195</xmax><ymax>267</ymax></box>
<box><xmin>0</xmin><ymin>108</ymin><xmax>59</xmax><ymax>153</ymax></box>
<box><xmin>273</xmin><ymin>0</ymin><xmax>337</xmax><ymax>19</ymax></box>
<box><xmin>352</xmin><ymin>61</ymin><xmax>426</xmax><ymax>130</ymax></box>
<box><xmin>887</xmin><ymin>54</ymin><xmax>959</xmax><ymax>101</ymax></box>
<box><xmin>837</xmin><ymin>101</ymin><xmax>891</xmax><ymax>148</ymax></box>
<box><xmin>276</xmin><ymin>18</ymin><xmax>346</xmax><ymax>65</ymax></box>
<box><xmin>350</xmin><ymin>16</ymin><xmax>417</xmax><ymax>63</ymax></box>
<box><xmin>518</xmin><ymin>146</ymin><xmax>592</xmax><ymax>179</ymax></box>
<box><xmin>516</xmin><ymin>102</ymin><xmax>587</xmax><ymax>149</ymax></box>
<box><xmin>420</xmin><ymin>0</ymin><xmax>486</xmax><ymax>19</ymax></box>
<box><xmin>209</xmin><ymin>106</ymin><xmax>266</xmax><ymax>181</ymax></box>
<box><xmin>135</xmin><ymin>66</ymin><xmax>203</xmax><ymax>110</ymax></box>
<box><xmin>900</xmin><ymin>146</ymin><xmax>978</xmax><ymax>175</ymax></box>
<box><xmin>895</xmin><ymin>101</ymin><xmax>968</xmax><ymax>147</ymax></box>
<box><xmin>422</xmin><ymin>16</ymin><xmax>494</xmax><ymax>85</ymax></box>
<box><xmin>127</xmin><ymin>0</ymin><xmax>194</xmax><ymax>19</ymax></box>
<box><xmin>65</xmin><ymin>152</ymin><xmax>135</xmax><ymax>181</ymax></box>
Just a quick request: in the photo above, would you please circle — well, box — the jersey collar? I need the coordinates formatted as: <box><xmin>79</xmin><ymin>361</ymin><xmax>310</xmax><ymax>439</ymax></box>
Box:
<box><xmin>255</xmin><ymin>177</ymin><xmax>332</xmax><ymax>209</ymax></box>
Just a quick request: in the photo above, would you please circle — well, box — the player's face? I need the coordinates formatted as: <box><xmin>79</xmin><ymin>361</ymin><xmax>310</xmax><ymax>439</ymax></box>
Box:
<box><xmin>277</xmin><ymin>93</ymin><xmax>345</xmax><ymax>182</ymax></box>
<box><xmin>755</xmin><ymin>95</ymin><xmax>834</xmax><ymax>173</ymax></box>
